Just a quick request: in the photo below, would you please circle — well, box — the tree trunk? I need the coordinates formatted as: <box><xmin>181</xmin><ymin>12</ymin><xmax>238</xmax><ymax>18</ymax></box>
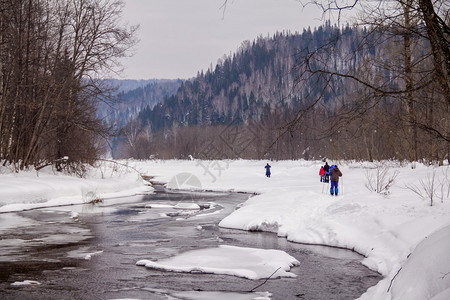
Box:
<box><xmin>418</xmin><ymin>0</ymin><xmax>450</xmax><ymax>103</ymax></box>
<box><xmin>402</xmin><ymin>1</ymin><xmax>418</xmax><ymax>162</ymax></box>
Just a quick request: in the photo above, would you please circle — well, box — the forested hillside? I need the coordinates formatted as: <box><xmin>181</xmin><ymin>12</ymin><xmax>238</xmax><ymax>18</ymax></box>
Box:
<box><xmin>136</xmin><ymin>24</ymin><xmax>358</xmax><ymax>131</ymax></box>
<box><xmin>115</xmin><ymin>24</ymin><xmax>371</xmax><ymax>159</ymax></box>
<box><xmin>98</xmin><ymin>79</ymin><xmax>182</xmax><ymax>130</ymax></box>
<box><xmin>116</xmin><ymin>21</ymin><xmax>448</xmax><ymax>163</ymax></box>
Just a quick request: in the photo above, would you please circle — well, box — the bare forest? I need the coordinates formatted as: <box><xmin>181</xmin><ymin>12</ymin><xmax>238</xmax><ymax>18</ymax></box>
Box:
<box><xmin>0</xmin><ymin>0</ymin><xmax>137</xmax><ymax>173</ymax></box>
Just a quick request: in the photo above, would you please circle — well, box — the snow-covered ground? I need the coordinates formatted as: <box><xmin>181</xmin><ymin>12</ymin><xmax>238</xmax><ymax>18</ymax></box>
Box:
<box><xmin>0</xmin><ymin>162</ymin><xmax>152</xmax><ymax>213</ymax></box>
<box><xmin>1</xmin><ymin>159</ymin><xmax>449</xmax><ymax>300</ymax></box>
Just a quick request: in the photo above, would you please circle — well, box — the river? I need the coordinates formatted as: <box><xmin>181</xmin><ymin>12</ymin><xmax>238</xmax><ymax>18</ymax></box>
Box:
<box><xmin>0</xmin><ymin>188</ymin><xmax>381</xmax><ymax>300</ymax></box>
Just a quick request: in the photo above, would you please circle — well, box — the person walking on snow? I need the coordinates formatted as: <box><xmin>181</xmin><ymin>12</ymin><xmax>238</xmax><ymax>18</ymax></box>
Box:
<box><xmin>319</xmin><ymin>166</ymin><xmax>325</xmax><ymax>182</ymax></box>
<box><xmin>265</xmin><ymin>163</ymin><xmax>271</xmax><ymax>178</ymax></box>
<box><xmin>323</xmin><ymin>162</ymin><xmax>330</xmax><ymax>183</ymax></box>
<box><xmin>329</xmin><ymin>165</ymin><xmax>342</xmax><ymax>195</ymax></box>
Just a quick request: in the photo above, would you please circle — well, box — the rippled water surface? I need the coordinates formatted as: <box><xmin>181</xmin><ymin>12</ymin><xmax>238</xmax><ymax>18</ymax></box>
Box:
<box><xmin>0</xmin><ymin>190</ymin><xmax>381</xmax><ymax>299</ymax></box>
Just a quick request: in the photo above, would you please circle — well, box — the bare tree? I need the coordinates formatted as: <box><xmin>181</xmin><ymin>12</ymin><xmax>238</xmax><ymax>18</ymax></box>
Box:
<box><xmin>365</xmin><ymin>162</ymin><xmax>399</xmax><ymax>196</ymax></box>
<box><xmin>0</xmin><ymin>0</ymin><xmax>138</xmax><ymax>172</ymax></box>
<box><xmin>405</xmin><ymin>169</ymin><xmax>450</xmax><ymax>206</ymax></box>
<box><xmin>292</xmin><ymin>0</ymin><xmax>449</xmax><ymax>163</ymax></box>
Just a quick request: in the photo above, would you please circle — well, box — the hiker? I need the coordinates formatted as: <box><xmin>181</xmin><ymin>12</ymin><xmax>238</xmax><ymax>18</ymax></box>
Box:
<box><xmin>329</xmin><ymin>165</ymin><xmax>343</xmax><ymax>196</ymax></box>
<box><xmin>323</xmin><ymin>162</ymin><xmax>330</xmax><ymax>183</ymax></box>
<box><xmin>319</xmin><ymin>166</ymin><xmax>325</xmax><ymax>182</ymax></box>
<box><xmin>265</xmin><ymin>163</ymin><xmax>271</xmax><ymax>178</ymax></box>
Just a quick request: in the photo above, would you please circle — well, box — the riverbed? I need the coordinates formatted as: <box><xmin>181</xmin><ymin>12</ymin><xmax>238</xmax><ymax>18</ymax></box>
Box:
<box><xmin>0</xmin><ymin>189</ymin><xmax>381</xmax><ymax>299</ymax></box>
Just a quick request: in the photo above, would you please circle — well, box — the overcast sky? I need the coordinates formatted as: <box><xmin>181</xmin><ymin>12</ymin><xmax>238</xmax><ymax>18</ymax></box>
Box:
<box><xmin>116</xmin><ymin>0</ymin><xmax>326</xmax><ymax>80</ymax></box>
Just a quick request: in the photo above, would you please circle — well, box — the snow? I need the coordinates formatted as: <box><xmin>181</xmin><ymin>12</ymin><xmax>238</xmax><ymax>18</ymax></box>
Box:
<box><xmin>129</xmin><ymin>159</ymin><xmax>450</xmax><ymax>300</ymax></box>
<box><xmin>1</xmin><ymin>159</ymin><xmax>450</xmax><ymax>300</ymax></box>
<box><xmin>389</xmin><ymin>225</ymin><xmax>450</xmax><ymax>300</ymax></box>
<box><xmin>137</xmin><ymin>245</ymin><xmax>299</xmax><ymax>280</ymax></box>
<box><xmin>0</xmin><ymin>163</ymin><xmax>152</xmax><ymax>213</ymax></box>
<box><xmin>173</xmin><ymin>202</ymin><xmax>201</xmax><ymax>210</ymax></box>
<box><xmin>169</xmin><ymin>291</ymin><xmax>272</xmax><ymax>300</ymax></box>
<box><xmin>11</xmin><ymin>280</ymin><xmax>41</xmax><ymax>286</ymax></box>
<box><xmin>84</xmin><ymin>250</ymin><xmax>104</xmax><ymax>260</ymax></box>
<box><xmin>110</xmin><ymin>291</ymin><xmax>272</xmax><ymax>300</ymax></box>
<box><xmin>67</xmin><ymin>247</ymin><xmax>104</xmax><ymax>260</ymax></box>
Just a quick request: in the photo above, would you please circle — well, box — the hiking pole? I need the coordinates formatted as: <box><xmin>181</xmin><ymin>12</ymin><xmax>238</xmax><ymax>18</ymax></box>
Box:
<box><xmin>327</xmin><ymin>179</ymin><xmax>330</xmax><ymax>195</ymax></box>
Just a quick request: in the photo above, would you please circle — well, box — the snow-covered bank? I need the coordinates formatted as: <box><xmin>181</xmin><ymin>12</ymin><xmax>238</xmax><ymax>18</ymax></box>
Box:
<box><xmin>137</xmin><ymin>245</ymin><xmax>299</xmax><ymax>280</ymax></box>
<box><xmin>127</xmin><ymin>159</ymin><xmax>450</xmax><ymax>300</ymax></box>
<box><xmin>0</xmin><ymin>163</ymin><xmax>152</xmax><ymax>213</ymax></box>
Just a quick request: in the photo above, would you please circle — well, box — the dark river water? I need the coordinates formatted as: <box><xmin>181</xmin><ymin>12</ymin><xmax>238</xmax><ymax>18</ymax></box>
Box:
<box><xmin>0</xmin><ymin>188</ymin><xmax>381</xmax><ymax>300</ymax></box>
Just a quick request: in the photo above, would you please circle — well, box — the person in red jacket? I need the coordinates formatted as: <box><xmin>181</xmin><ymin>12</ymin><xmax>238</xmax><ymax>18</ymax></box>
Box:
<box><xmin>319</xmin><ymin>166</ymin><xmax>325</xmax><ymax>182</ymax></box>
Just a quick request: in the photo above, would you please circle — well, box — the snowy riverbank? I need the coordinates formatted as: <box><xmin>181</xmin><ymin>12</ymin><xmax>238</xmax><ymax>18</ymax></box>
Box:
<box><xmin>129</xmin><ymin>159</ymin><xmax>450</xmax><ymax>300</ymax></box>
<box><xmin>0</xmin><ymin>162</ymin><xmax>152</xmax><ymax>213</ymax></box>
<box><xmin>1</xmin><ymin>159</ymin><xmax>449</xmax><ymax>300</ymax></box>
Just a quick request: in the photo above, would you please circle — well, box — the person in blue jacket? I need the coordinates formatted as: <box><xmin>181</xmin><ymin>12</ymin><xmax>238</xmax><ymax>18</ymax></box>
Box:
<box><xmin>265</xmin><ymin>163</ymin><xmax>271</xmax><ymax>178</ymax></box>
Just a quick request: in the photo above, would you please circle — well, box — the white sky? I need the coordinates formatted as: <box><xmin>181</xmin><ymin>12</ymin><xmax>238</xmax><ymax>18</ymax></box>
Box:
<box><xmin>117</xmin><ymin>0</ymin><xmax>326</xmax><ymax>80</ymax></box>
